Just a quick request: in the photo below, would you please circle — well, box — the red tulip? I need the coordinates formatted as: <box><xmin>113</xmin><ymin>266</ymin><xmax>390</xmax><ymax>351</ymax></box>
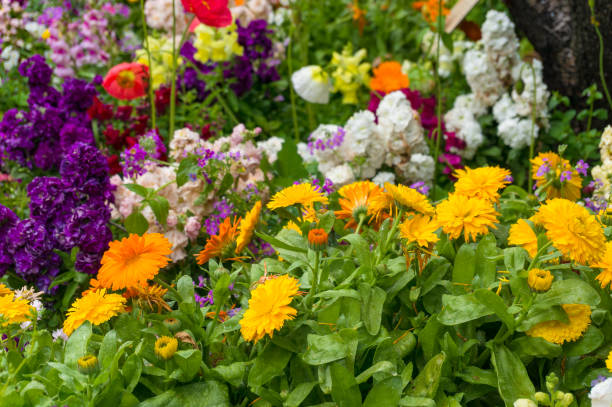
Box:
<box><xmin>181</xmin><ymin>0</ymin><xmax>232</xmax><ymax>28</ymax></box>
<box><xmin>102</xmin><ymin>63</ymin><xmax>149</xmax><ymax>100</ymax></box>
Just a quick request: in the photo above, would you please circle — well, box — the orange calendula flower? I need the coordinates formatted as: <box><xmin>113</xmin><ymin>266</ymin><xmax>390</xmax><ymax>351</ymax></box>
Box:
<box><xmin>0</xmin><ymin>293</ymin><xmax>34</xmax><ymax>327</ymax></box>
<box><xmin>412</xmin><ymin>0</ymin><xmax>450</xmax><ymax>24</ymax></box>
<box><xmin>531</xmin><ymin>152</ymin><xmax>582</xmax><ymax>201</ymax></box>
<box><xmin>196</xmin><ymin>217</ymin><xmax>240</xmax><ymax>264</ymax></box>
<box><xmin>236</xmin><ymin>201</ymin><xmax>262</xmax><ymax>254</ymax></box>
<box><xmin>526</xmin><ymin>304</ymin><xmax>591</xmax><ymax>344</ymax></box>
<box><xmin>307</xmin><ymin>228</ymin><xmax>328</xmax><ymax>251</ymax></box>
<box><xmin>98</xmin><ymin>233</ymin><xmax>172</xmax><ymax>291</ymax></box>
<box><xmin>369</xmin><ymin>61</ymin><xmax>409</xmax><ymax>94</ymax></box>
<box><xmin>335</xmin><ymin>181</ymin><xmax>384</xmax><ymax>229</ymax></box>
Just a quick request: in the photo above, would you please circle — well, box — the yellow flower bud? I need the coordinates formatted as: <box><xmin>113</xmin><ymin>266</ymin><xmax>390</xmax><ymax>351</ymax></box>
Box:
<box><xmin>154</xmin><ymin>336</ymin><xmax>178</xmax><ymax>360</ymax></box>
<box><xmin>527</xmin><ymin>268</ymin><xmax>553</xmax><ymax>292</ymax></box>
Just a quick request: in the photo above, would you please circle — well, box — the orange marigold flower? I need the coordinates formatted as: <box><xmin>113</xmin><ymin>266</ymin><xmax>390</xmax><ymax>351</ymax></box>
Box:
<box><xmin>369</xmin><ymin>61</ymin><xmax>409</xmax><ymax>94</ymax></box>
<box><xmin>196</xmin><ymin>217</ymin><xmax>240</xmax><ymax>264</ymax></box>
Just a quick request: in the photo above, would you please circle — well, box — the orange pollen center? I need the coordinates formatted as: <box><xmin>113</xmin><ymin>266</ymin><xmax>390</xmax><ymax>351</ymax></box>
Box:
<box><xmin>117</xmin><ymin>70</ymin><xmax>136</xmax><ymax>88</ymax></box>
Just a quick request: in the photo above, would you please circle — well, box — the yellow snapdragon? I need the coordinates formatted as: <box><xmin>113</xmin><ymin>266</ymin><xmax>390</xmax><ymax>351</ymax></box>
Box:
<box><xmin>330</xmin><ymin>45</ymin><xmax>370</xmax><ymax>104</ymax></box>
<box><xmin>193</xmin><ymin>23</ymin><xmax>243</xmax><ymax>63</ymax></box>
<box><xmin>135</xmin><ymin>36</ymin><xmax>182</xmax><ymax>90</ymax></box>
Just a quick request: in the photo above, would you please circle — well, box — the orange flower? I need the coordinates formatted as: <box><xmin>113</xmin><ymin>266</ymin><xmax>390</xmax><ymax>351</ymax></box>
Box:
<box><xmin>369</xmin><ymin>61</ymin><xmax>409</xmax><ymax>94</ymax></box>
<box><xmin>196</xmin><ymin>217</ymin><xmax>240</xmax><ymax>264</ymax></box>
<box><xmin>308</xmin><ymin>228</ymin><xmax>328</xmax><ymax>250</ymax></box>
<box><xmin>348</xmin><ymin>1</ymin><xmax>367</xmax><ymax>35</ymax></box>
<box><xmin>335</xmin><ymin>181</ymin><xmax>383</xmax><ymax>229</ymax></box>
<box><xmin>102</xmin><ymin>63</ymin><xmax>148</xmax><ymax>100</ymax></box>
<box><xmin>412</xmin><ymin>0</ymin><xmax>450</xmax><ymax>24</ymax></box>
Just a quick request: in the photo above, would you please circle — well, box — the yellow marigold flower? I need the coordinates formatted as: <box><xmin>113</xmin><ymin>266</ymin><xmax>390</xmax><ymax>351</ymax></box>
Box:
<box><xmin>0</xmin><ymin>293</ymin><xmax>34</xmax><ymax>327</ymax></box>
<box><xmin>536</xmin><ymin>198</ymin><xmax>605</xmax><ymax>265</ymax></box>
<box><xmin>370</xmin><ymin>61</ymin><xmax>409</xmax><ymax>94</ymax></box>
<box><xmin>0</xmin><ymin>283</ymin><xmax>12</xmax><ymax>297</ymax></box>
<box><xmin>526</xmin><ymin>304</ymin><xmax>591</xmax><ymax>344</ymax></box>
<box><xmin>592</xmin><ymin>241</ymin><xmax>612</xmax><ymax>289</ymax></box>
<box><xmin>77</xmin><ymin>355</ymin><xmax>98</xmax><ymax>373</ymax></box>
<box><xmin>154</xmin><ymin>336</ymin><xmax>178</xmax><ymax>360</ymax></box>
<box><xmin>453</xmin><ymin>166</ymin><xmax>512</xmax><ymax>202</ymax></box>
<box><xmin>240</xmin><ymin>275</ymin><xmax>300</xmax><ymax>343</ymax></box>
<box><xmin>267</xmin><ymin>183</ymin><xmax>328</xmax><ymax>210</ymax></box>
<box><xmin>63</xmin><ymin>289</ymin><xmax>126</xmax><ymax>336</ymax></box>
<box><xmin>98</xmin><ymin>233</ymin><xmax>172</xmax><ymax>290</ymax></box>
<box><xmin>527</xmin><ymin>268</ymin><xmax>553</xmax><ymax>292</ymax></box>
<box><xmin>335</xmin><ymin>181</ymin><xmax>384</xmax><ymax>229</ymax></box>
<box><xmin>384</xmin><ymin>183</ymin><xmax>434</xmax><ymax>215</ymax></box>
<box><xmin>399</xmin><ymin>214</ymin><xmax>439</xmax><ymax>247</ymax></box>
<box><xmin>508</xmin><ymin>219</ymin><xmax>539</xmax><ymax>258</ymax></box>
<box><xmin>284</xmin><ymin>221</ymin><xmax>302</xmax><ymax>235</ymax></box>
<box><xmin>237</xmin><ymin>201</ymin><xmax>262</xmax><ymax>253</ymax></box>
<box><xmin>195</xmin><ymin>217</ymin><xmax>240</xmax><ymax>264</ymax></box>
<box><xmin>607</xmin><ymin>349</ymin><xmax>612</xmax><ymax>373</ymax></box>
<box><xmin>531</xmin><ymin>152</ymin><xmax>582</xmax><ymax>201</ymax></box>
<box><xmin>435</xmin><ymin>193</ymin><xmax>499</xmax><ymax>242</ymax></box>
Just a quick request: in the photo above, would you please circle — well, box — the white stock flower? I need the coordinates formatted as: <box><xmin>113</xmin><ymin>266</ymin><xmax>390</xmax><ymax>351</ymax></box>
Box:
<box><xmin>291</xmin><ymin>66</ymin><xmax>331</xmax><ymax>104</ymax></box>
<box><xmin>170</xmin><ymin>128</ymin><xmax>204</xmax><ymax>161</ymax></box>
<box><xmin>444</xmin><ymin>107</ymin><xmax>483</xmax><ymax>159</ymax></box>
<box><xmin>145</xmin><ymin>0</ymin><xmax>187</xmax><ymax>32</ymax></box>
<box><xmin>372</xmin><ymin>171</ymin><xmax>396</xmax><ymax>187</ymax></box>
<box><xmin>325</xmin><ymin>163</ymin><xmax>355</xmax><ymax>187</ymax></box>
<box><xmin>463</xmin><ymin>48</ymin><xmax>504</xmax><ymax>107</ymax></box>
<box><xmin>404</xmin><ymin>153</ymin><xmax>435</xmax><ymax>184</ymax></box>
<box><xmin>600</xmin><ymin>126</ymin><xmax>612</xmax><ymax>163</ymax></box>
<box><xmin>589</xmin><ymin>378</ymin><xmax>612</xmax><ymax>407</ymax></box>
<box><xmin>497</xmin><ymin>117</ymin><xmax>537</xmax><ymax>150</ymax></box>
<box><xmin>257</xmin><ymin>137</ymin><xmax>285</xmax><ymax>163</ymax></box>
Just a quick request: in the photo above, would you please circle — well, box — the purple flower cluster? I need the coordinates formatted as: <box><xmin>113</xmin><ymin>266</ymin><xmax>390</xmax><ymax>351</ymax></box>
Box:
<box><xmin>410</xmin><ymin>181</ymin><xmax>430</xmax><ymax>196</ymax></box>
<box><xmin>204</xmin><ymin>198</ymin><xmax>234</xmax><ymax>235</ymax></box>
<box><xmin>2</xmin><ymin>143</ymin><xmax>113</xmax><ymax>291</ymax></box>
<box><xmin>177</xmin><ymin>67</ymin><xmax>209</xmax><ymax>102</ymax></box>
<box><xmin>0</xmin><ymin>55</ymin><xmax>97</xmax><ymax>170</ymax></box>
<box><xmin>120</xmin><ymin>130</ymin><xmax>166</xmax><ymax>179</ymax></box>
<box><xmin>313</xmin><ymin>178</ymin><xmax>334</xmax><ymax>194</ymax></box>
<box><xmin>307</xmin><ymin>128</ymin><xmax>345</xmax><ymax>154</ymax></box>
<box><xmin>224</xmin><ymin>20</ymin><xmax>280</xmax><ymax>96</ymax></box>
<box><xmin>576</xmin><ymin>159</ymin><xmax>589</xmax><ymax>176</ymax></box>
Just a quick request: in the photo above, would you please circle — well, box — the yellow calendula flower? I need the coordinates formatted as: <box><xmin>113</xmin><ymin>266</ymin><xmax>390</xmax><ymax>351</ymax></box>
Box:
<box><xmin>240</xmin><ymin>275</ymin><xmax>300</xmax><ymax>343</ymax></box>
<box><xmin>527</xmin><ymin>268</ymin><xmax>553</xmax><ymax>292</ymax></box>
<box><xmin>508</xmin><ymin>218</ymin><xmax>539</xmax><ymax>258</ymax></box>
<box><xmin>77</xmin><ymin>355</ymin><xmax>98</xmax><ymax>374</ymax></box>
<box><xmin>335</xmin><ymin>181</ymin><xmax>383</xmax><ymax>229</ymax></box>
<box><xmin>399</xmin><ymin>214</ymin><xmax>439</xmax><ymax>247</ymax></box>
<box><xmin>384</xmin><ymin>183</ymin><xmax>434</xmax><ymax>215</ymax></box>
<box><xmin>193</xmin><ymin>23</ymin><xmax>243</xmax><ymax>63</ymax></box>
<box><xmin>606</xmin><ymin>349</ymin><xmax>612</xmax><ymax>373</ymax></box>
<box><xmin>592</xmin><ymin>241</ymin><xmax>612</xmax><ymax>290</ymax></box>
<box><xmin>267</xmin><ymin>183</ymin><xmax>328</xmax><ymax>211</ymax></box>
<box><xmin>236</xmin><ymin>201</ymin><xmax>262</xmax><ymax>254</ymax></box>
<box><xmin>155</xmin><ymin>336</ymin><xmax>178</xmax><ymax>360</ymax></box>
<box><xmin>526</xmin><ymin>304</ymin><xmax>591</xmax><ymax>344</ymax></box>
<box><xmin>435</xmin><ymin>193</ymin><xmax>499</xmax><ymax>242</ymax></box>
<box><xmin>98</xmin><ymin>233</ymin><xmax>172</xmax><ymax>291</ymax></box>
<box><xmin>63</xmin><ymin>289</ymin><xmax>126</xmax><ymax>336</ymax></box>
<box><xmin>531</xmin><ymin>152</ymin><xmax>582</xmax><ymax>201</ymax></box>
<box><xmin>536</xmin><ymin>198</ymin><xmax>605</xmax><ymax>265</ymax></box>
<box><xmin>284</xmin><ymin>221</ymin><xmax>302</xmax><ymax>235</ymax></box>
<box><xmin>0</xmin><ymin>283</ymin><xmax>12</xmax><ymax>297</ymax></box>
<box><xmin>0</xmin><ymin>293</ymin><xmax>34</xmax><ymax>327</ymax></box>
<box><xmin>453</xmin><ymin>166</ymin><xmax>512</xmax><ymax>202</ymax></box>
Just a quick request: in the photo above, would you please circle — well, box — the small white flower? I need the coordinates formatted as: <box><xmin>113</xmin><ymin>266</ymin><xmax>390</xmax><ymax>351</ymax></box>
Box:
<box><xmin>52</xmin><ymin>328</ymin><xmax>68</xmax><ymax>342</ymax></box>
<box><xmin>325</xmin><ymin>163</ymin><xmax>355</xmax><ymax>187</ymax></box>
<box><xmin>513</xmin><ymin>399</ymin><xmax>537</xmax><ymax>407</ymax></box>
<box><xmin>590</xmin><ymin>378</ymin><xmax>612</xmax><ymax>407</ymax></box>
<box><xmin>257</xmin><ymin>137</ymin><xmax>285</xmax><ymax>163</ymax></box>
<box><xmin>372</xmin><ymin>171</ymin><xmax>396</xmax><ymax>187</ymax></box>
<box><xmin>291</xmin><ymin>66</ymin><xmax>331</xmax><ymax>104</ymax></box>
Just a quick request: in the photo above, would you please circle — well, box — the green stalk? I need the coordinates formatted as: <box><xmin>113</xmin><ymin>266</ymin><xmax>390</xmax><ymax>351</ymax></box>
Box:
<box><xmin>169</xmin><ymin>0</ymin><xmax>177</xmax><ymax>141</ymax></box>
<box><xmin>528</xmin><ymin>63</ymin><xmax>537</xmax><ymax>193</ymax></box>
<box><xmin>589</xmin><ymin>2</ymin><xmax>612</xmax><ymax>111</ymax></box>
<box><xmin>287</xmin><ymin>25</ymin><xmax>300</xmax><ymax>142</ymax></box>
<box><xmin>139</xmin><ymin>0</ymin><xmax>156</xmax><ymax>130</ymax></box>
<box><xmin>431</xmin><ymin>1</ymin><xmax>444</xmax><ymax>199</ymax></box>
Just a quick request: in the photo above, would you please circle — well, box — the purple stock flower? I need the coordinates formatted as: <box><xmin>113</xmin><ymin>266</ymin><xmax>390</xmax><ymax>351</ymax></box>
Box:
<box><xmin>121</xmin><ymin>144</ymin><xmax>148</xmax><ymax>178</ymax></box>
<box><xmin>410</xmin><ymin>181</ymin><xmax>430</xmax><ymax>196</ymax></box>
<box><xmin>0</xmin><ymin>205</ymin><xmax>18</xmax><ymax>276</ymax></box>
<box><xmin>560</xmin><ymin>170</ymin><xmax>572</xmax><ymax>182</ymax></box>
<box><xmin>536</xmin><ymin>158</ymin><xmax>551</xmax><ymax>177</ymax></box>
<box><xmin>576</xmin><ymin>159</ymin><xmax>589</xmax><ymax>176</ymax></box>
<box><xmin>204</xmin><ymin>199</ymin><xmax>234</xmax><ymax>235</ymax></box>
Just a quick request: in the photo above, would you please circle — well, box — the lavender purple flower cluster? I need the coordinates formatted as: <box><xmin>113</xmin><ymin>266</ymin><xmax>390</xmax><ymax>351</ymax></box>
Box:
<box><xmin>0</xmin><ymin>55</ymin><xmax>97</xmax><ymax>170</ymax></box>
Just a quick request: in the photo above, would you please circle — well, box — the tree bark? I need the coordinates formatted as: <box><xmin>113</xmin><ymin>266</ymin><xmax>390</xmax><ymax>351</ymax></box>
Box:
<box><xmin>504</xmin><ymin>0</ymin><xmax>612</xmax><ymax>106</ymax></box>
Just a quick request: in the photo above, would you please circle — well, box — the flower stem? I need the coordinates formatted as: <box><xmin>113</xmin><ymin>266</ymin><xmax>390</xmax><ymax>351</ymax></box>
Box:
<box><xmin>589</xmin><ymin>3</ymin><xmax>612</xmax><ymax>111</ymax></box>
<box><xmin>431</xmin><ymin>1</ymin><xmax>444</xmax><ymax>199</ymax></box>
<box><xmin>139</xmin><ymin>0</ymin><xmax>156</xmax><ymax>131</ymax></box>
<box><xmin>169</xmin><ymin>0</ymin><xmax>177</xmax><ymax>140</ymax></box>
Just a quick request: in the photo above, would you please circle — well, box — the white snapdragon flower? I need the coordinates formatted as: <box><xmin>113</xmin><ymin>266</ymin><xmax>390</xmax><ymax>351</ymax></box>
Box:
<box><xmin>291</xmin><ymin>66</ymin><xmax>331</xmax><ymax>104</ymax></box>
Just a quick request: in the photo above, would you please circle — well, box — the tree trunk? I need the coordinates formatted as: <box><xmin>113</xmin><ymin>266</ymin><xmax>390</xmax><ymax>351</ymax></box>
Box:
<box><xmin>504</xmin><ymin>0</ymin><xmax>612</xmax><ymax>106</ymax></box>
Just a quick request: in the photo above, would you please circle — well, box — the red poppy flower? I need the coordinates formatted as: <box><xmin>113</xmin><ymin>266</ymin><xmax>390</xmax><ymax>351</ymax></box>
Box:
<box><xmin>181</xmin><ymin>0</ymin><xmax>232</xmax><ymax>28</ymax></box>
<box><xmin>102</xmin><ymin>63</ymin><xmax>149</xmax><ymax>100</ymax></box>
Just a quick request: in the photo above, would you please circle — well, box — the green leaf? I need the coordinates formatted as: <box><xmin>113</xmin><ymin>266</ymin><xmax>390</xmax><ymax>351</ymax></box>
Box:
<box><xmin>359</xmin><ymin>283</ymin><xmax>386</xmax><ymax>335</ymax></box>
<box><xmin>475</xmin><ymin>234</ymin><xmax>498</xmax><ymax>287</ymax></box>
<box><xmin>256</xmin><ymin>230</ymin><xmax>308</xmax><ymax>253</ymax></box>
<box><xmin>285</xmin><ymin>382</ymin><xmax>317</xmax><ymax>407</ymax></box>
<box><xmin>138</xmin><ymin>381</ymin><xmax>230</xmax><ymax>407</ymax></box>
<box><xmin>504</xmin><ymin>247</ymin><xmax>526</xmax><ymax>273</ymax></box>
<box><xmin>363</xmin><ymin>377</ymin><xmax>402</xmax><ymax>407</ymax></box>
<box><xmin>491</xmin><ymin>344</ymin><xmax>535</xmax><ymax>406</ymax></box>
<box><xmin>123</xmin><ymin>183</ymin><xmax>150</xmax><ymax>197</ymax></box>
<box><xmin>330</xmin><ymin>362</ymin><xmax>362</xmax><ymax>407</ymax></box>
<box><xmin>399</xmin><ymin>396</ymin><xmax>436</xmax><ymax>407</ymax></box>
<box><xmin>98</xmin><ymin>330</ymin><xmax>118</xmax><ymax>369</ymax></box>
<box><xmin>438</xmin><ymin>294</ymin><xmax>492</xmax><ymax>325</ymax></box>
<box><xmin>211</xmin><ymin>362</ymin><xmax>248</xmax><ymax>388</ymax></box>
<box><xmin>273</xmin><ymin>138</ymin><xmax>308</xmax><ymax>180</ymax></box>
<box><xmin>177</xmin><ymin>275</ymin><xmax>196</xmax><ymax>307</ymax></box>
<box><xmin>355</xmin><ymin>361</ymin><xmax>396</xmax><ymax>384</ymax></box>
<box><xmin>509</xmin><ymin>337</ymin><xmax>562</xmax><ymax>358</ymax></box>
<box><xmin>564</xmin><ymin>325</ymin><xmax>604</xmax><ymax>357</ymax></box>
<box><xmin>456</xmin><ymin>366</ymin><xmax>498</xmax><ymax>387</ymax></box>
<box><xmin>534</xmin><ymin>279</ymin><xmax>600</xmax><ymax>307</ymax></box>
<box><xmin>122</xmin><ymin>354</ymin><xmax>142</xmax><ymax>392</ymax></box>
<box><xmin>318</xmin><ymin>211</ymin><xmax>336</xmax><ymax>234</ymax></box>
<box><xmin>407</xmin><ymin>352</ymin><xmax>445</xmax><ymax>398</ymax></box>
<box><xmin>213</xmin><ymin>273</ymin><xmax>231</xmax><ymax>308</ymax></box>
<box><xmin>452</xmin><ymin>243</ymin><xmax>476</xmax><ymax>284</ymax></box>
<box><xmin>148</xmin><ymin>195</ymin><xmax>170</xmax><ymax>226</ymax></box>
<box><xmin>302</xmin><ymin>333</ymin><xmax>349</xmax><ymax>365</ymax></box>
<box><xmin>125</xmin><ymin>210</ymin><xmax>149</xmax><ymax>235</ymax></box>
<box><xmin>64</xmin><ymin>322</ymin><xmax>92</xmax><ymax>368</ymax></box>
<box><xmin>419</xmin><ymin>317</ymin><xmax>442</xmax><ymax>361</ymax></box>
<box><xmin>248</xmin><ymin>344</ymin><xmax>292</xmax><ymax>387</ymax></box>
<box><xmin>474</xmin><ymin>289</ymin><xmax>514</xmax><ymax>330</ymax></box>
<box><xmin>176</xmin><ymin>156</ymin><xmax>199</xmax><ymax>187</ymax></box>
<box><xmin>174</xmin><ymin>349</ymin><xmax>202</xmax><ymax>382</ymax></box>
<box><xmin>342</xmin><ymin>233</ymin><xmax>373</xmax><ymax>269</ymax></box>
<box><xmin>218</xmin><ymin>172</ymin><xmax>234</xmax><ymax>194</ymax></box>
